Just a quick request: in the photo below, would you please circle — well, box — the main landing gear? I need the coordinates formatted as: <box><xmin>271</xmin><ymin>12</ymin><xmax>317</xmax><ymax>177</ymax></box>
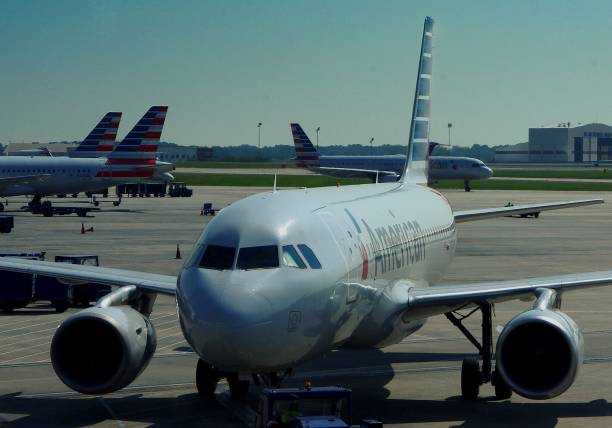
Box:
<box><xmin>463</xmin><ymin>180</ymin><xmax>471</xmax><ymax>192</ymax></box>
<box><xmin>445</xmin><ymin>303</ymin><xmax>512</xmax><ymax>400</ymax></box>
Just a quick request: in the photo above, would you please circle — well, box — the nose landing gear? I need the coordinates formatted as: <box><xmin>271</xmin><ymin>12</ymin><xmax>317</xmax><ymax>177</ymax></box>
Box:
<box><xmin>195</xmin><ymin>359</ymin><xmax>250</xmax><ymax>401</ymax></box>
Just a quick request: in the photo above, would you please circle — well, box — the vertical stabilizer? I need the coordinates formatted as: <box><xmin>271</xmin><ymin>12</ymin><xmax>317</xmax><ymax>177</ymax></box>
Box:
<box><xmin>290</xmin><ymin>123</ymin><xmax>321</xmax><ymax>168</ymax></box>
<box><xmin>106</xmin><ymin>106</ymin><xmax>168</xmax><ymax>165</ymax></box>
<box><xmin>71</xmin><ymin>112</ymin><xmax>122</xmax><ymax>158</ymax></box>
<box><xmin>400</xmin><ymin>16</ymin><xmax>434</xmax><ymax>186</ymax></box>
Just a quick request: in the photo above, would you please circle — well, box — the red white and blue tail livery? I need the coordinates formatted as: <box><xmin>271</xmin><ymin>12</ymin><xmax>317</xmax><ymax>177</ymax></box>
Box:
<box><xmin>291</xmin><ymin>123</ymin><xmax>320</xmax><ymax>168</ymax></box>
<box><xmin>71</xmin><ymin>112</ymin><xmax>122</xmax><ymax>158</ymax></box>
<box><xmin>101</xmin><ymin>106</ymin><xmax>168</xmax><ymax>178</ymax></box>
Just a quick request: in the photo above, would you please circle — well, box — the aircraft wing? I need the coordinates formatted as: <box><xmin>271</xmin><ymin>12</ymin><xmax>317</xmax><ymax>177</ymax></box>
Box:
<box><xmin>317</xmin><ymin>167</ymin><xmax>399</xmax><ymax>181</ymax></box>
<box><xmin>404</xmin><ymin>270</ymin><xmax>612</xmax><ymax>320</ymax></box>
<box><xmin>0</xmin><ymin>258</ymin><xmax>176</xmax><ymax>295</ymax></box>
<box><xmin>0</xmin><ymin>174</ymin><xmax>50</xmax><ymax>190</ymax></box>
<box><xmin>453</xmin><ymin>199</ymin><xmax>603</xmax><ymax>223</ymax></box>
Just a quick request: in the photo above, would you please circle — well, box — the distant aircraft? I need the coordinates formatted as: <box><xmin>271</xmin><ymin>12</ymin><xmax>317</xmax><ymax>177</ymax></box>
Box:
<box><xmin>0</xmin><ymin>106</ymin><xmax>169</xmax><ymax>212</ymax></box>
<box><xmin>70</xmin><ymin>112</ymin><xmax>122</xmax><ymax>158</ymax></box>
<box><xmin>69</xmin><ymin>111</ymin><xmax>175</xmax><ymax>182</ymax></box>
<box><xmin>291</xmin><ymin>123</ymin><xmax>492</xmax><ymax>191</ymax></box>
<box><xmin>1</xmin><ymin>17</ymin><xmax>609</xmax><ymax>406</ymax></box>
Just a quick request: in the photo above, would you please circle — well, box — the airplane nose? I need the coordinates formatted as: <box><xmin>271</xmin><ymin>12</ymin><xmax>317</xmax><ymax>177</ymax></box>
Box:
<box><xmin>484</xmin><ymin>166</ymin><xmax>493</xmax><ymax>177</ymax></box>
<box><xmin>178</xmin><ymin>269</ymin><xmax>290</xmax><ymax>371</ymax></box>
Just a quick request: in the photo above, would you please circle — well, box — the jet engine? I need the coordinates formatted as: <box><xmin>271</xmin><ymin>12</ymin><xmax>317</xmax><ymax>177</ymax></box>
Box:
<box><xmin>50</xmin><ymin>305</ymin><xmax>157</xmax><ymax>394</ymax></box>
<box><xmin>495</xmin><ymin>306</ymin><xmax>583</xmax><ymax>400</ymax></box>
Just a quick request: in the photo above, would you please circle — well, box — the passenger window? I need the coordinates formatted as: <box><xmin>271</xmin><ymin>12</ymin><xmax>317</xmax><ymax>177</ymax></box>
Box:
<box><xmin>282</xmin><ymin>245</ymin><xmax>307</xmax><ymax>269</ymax></box>
<box><xmin>199</xmin><ymin>245</ymin><xmax>236</xmax><ymax>270</ymax></box>
<box><xmin>236</xmin><ymin>245</ymin><xmax>279</xmax><ymax>270</ymax></box>
<box><xmin>297</xmin><ymin>244</ymin><xmax>322</xmax><ymax>269</ymax></box>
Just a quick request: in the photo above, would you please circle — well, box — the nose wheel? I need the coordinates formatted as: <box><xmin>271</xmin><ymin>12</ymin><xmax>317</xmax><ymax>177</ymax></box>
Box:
<box><xmin>196</xmin><ymin>359</ymin><xmax>250</xmax><ymax>400</ymax></box>
<box><xmin>196</xmin><ymin>359</ymin><xmax>220</xmax><ymax>397</ymax></box>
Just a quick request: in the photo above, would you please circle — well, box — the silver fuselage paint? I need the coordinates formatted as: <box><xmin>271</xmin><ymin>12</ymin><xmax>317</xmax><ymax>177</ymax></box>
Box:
<box><xmin>0</xmin><ymin>156</ymin><xmax>160</xmax><ymax>196</ymax></box>
<box><xmin>313</xmin><ymin>155</ymin><xmax>492</xmax><ymax>181</ymax></box>
<box><xmin>177</xmin><ymin>182</ymin><xmax>456</xmax><ymax>372</ymax></box>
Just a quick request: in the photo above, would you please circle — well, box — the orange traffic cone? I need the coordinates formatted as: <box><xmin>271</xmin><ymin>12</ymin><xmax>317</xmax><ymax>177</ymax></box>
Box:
<box><xmin>175</xmin><ymin>243</ymin><xmax>182</xmax><ymax>259</ymax></box>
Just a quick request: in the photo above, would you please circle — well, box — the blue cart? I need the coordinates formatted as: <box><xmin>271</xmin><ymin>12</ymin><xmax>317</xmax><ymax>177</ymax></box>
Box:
<box><xmin>0</xmin><ymin>252</ymin><xmax>45</xmax><ymax>313</ymax></box>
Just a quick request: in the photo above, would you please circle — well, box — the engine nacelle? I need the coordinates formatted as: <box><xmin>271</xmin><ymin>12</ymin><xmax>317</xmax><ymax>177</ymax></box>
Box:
<box><xmin>496</xmin><ymin>308</ymin><xmax>583</xmax><ymax>400</ymax></box>
<box><xmin>50</xmin><ymin>305</ymin><xmax>157</xmax><ymax>394</ymax></box>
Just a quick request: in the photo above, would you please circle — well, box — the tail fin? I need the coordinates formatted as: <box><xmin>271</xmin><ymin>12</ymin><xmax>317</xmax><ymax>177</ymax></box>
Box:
<box><xmin>106</xmin><ymin>106</ymin><xmax>168</xmax><ymax>165</ymax></box>
<box><xmin>71</xmin><ymin>112</ymin><xmax>122</xmax><ymax>158</ymax></box>
<box><xmin>290</xmin><ymin>123</ymin><xmax>320</xmax><ymax>168</ymax></box>
<box><xmin>400</xmin><ymin>16</ymin><xmax>434</xmax><ymax>186</ymax></box>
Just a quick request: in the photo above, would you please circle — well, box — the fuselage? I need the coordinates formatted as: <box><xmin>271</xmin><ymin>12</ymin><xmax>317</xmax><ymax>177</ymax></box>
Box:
<box><xmin>313</xmin><ymin>155</ymin><xmax>492</xmax><ymax>181</ymax></box>
<box><xmin>177</xmin><ymin>182</ymin><xmax>457</xmax><ymax>373</ymax></box>
<box><xmin>0</xmin><ymin>156</ymin><xmax>155</xmax><ymax>196</ymax></box>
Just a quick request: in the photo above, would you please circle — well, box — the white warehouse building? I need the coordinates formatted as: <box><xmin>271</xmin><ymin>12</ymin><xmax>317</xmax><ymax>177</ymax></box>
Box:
<box><xmin>528</xmin><ymin>123</ymin><xmax>612</xmax><ymax>163</ymax></box>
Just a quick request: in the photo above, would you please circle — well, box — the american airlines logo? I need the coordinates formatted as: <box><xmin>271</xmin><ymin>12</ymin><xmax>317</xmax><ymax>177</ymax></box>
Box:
<box><xmin>360</xmin><ymin>219</ymin><xmax>426</xmax><ymax>277</ymax></box>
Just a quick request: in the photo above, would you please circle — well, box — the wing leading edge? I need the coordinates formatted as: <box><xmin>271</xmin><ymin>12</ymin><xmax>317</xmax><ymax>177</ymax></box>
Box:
<box><xmin>403</xmin><ymin>270</ymin><xmax>612</xmax><ymax>321</ymax></box>
<box><xmin>0</xmin><ymin>258</ymin><xmax>176</xmax><ymax>295</ymax></box>
<box><xmin>453</xmin><ymin>199</ymin><xmax>603</xmax><ymax>223</ymax></box>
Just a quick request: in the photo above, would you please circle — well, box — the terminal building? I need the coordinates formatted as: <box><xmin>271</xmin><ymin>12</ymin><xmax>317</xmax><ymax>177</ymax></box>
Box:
<box><xmin>495</xmin><ymin>122</ymin><xmax>612</xmax><ymax>163</ymax></box>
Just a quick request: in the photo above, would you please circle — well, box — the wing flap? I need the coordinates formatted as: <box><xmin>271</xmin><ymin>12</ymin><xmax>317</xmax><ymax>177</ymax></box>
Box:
<box><xmin>0</xmin><ymin>258</ymin><xmax>176</xmax><ymax>295</ymax></box>
<box><xmin>454</xmin><ymin>199</ymin><xmax>603</xmax><ymax>223</ymax></box>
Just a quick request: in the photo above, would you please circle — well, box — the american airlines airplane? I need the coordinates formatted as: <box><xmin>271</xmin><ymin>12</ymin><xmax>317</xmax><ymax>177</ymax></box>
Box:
<box><xmin>0</xmin><ymin>17</ymin><xmax>610</xmax><ymax>405</ymax></box>
<box><xmin>291</xmin><ymin>123</ymin><xmax>493</xmax><ymax>191</ymax></box>
<box><xmin>0</xmin><ymin>106</ymin><xmax>169</xmax><ymax>212</ymax></box>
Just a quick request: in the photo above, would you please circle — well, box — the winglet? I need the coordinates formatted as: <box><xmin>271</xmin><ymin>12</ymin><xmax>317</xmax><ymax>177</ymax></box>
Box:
<box><xmin>400</xmin><ymin>17</ymin><xmax>434</xmax><ymax>186</ymax></box>
<box><xmin>71</xmin><ymin>112</ymin><xmax>122</xmax><ymax>158</ymax></box>
<box><xmin>290</xmin><ymin>123</ymin><xmax>320</xmax><ymax>168</ymax></box>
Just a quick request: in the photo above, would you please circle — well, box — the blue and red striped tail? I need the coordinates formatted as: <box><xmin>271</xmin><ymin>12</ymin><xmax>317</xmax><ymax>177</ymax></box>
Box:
<box><xmin>71</xmin><ymin>112</ymin><xmax>121</xmax><ymax>158</ymax></box>
<box><xmin>290</xmin><ymin>123</ymin><xmax>320</xmax><ymax>168</ymax></box>
<box><xmin>106</xmin><ymin>106</ymin><xmax>168</xmax><ymax>166</ymax></box>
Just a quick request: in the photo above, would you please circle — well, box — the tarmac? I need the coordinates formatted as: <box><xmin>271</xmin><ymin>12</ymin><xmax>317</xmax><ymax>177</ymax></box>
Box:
<box><xmin>1</xmin><ymin>186</ymin><xmax>612</xmax><ymax>427</ymax></box>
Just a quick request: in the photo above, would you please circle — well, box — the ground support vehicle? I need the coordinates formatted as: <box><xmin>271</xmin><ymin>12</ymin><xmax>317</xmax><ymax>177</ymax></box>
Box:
<box><xmin>116</xmin><ymin>183</ymin><xmax>167</xmax><ymax>198</ymax></box>
<box><xmin>34</xmin><ymin>255</ymin><xmax>110</xmax><ymax>312</ymax></box>
<box><xmin>201</xmin><ymin>202</ymin><xmax>216</xmax><ymax>216</ymax></box>
<box><xmin>257</xmin><ymin>387</ymin><xmax>380</xmax><ymax>428</ymax></box>
<box><xmin>0</xmin><ymin>216</ymin><xmax>14</xmax><ymax>233</ymax></box>
<box><xmin>169</xmin><ymin>182</ymin><xmax>193</xmax><ymax>197</ymax></box>
<box><xmin>0</xmin><ymin>252</ymin><xmax>45</xmax><ymax>312</ymax></box>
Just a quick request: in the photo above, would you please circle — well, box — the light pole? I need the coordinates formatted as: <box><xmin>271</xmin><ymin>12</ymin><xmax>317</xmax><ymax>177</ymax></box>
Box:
<box><xmin>257</xmin><ymin>123</ymin><xmax>262</xmax><ymax>149</ymax></box>
<box><xmin>316</xmin><ymin>127</ymin><xmax>320</xmax><ymax>150</ymax></box>
<box><xmin>447</xmin><ymin>123</ymin><xmax>452</xmax><ymax>150</ymax></box>
<box><xmin>369</xmin><ymin>137</ymin><xmax>375</xmax><ymax>155</ymax></box>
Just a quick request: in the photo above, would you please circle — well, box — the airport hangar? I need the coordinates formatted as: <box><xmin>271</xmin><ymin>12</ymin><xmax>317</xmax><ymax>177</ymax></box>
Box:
<box><xmin>495</xmin><ymin>122</ymin><xmax>612</xmax><ymax>163</ymax></box>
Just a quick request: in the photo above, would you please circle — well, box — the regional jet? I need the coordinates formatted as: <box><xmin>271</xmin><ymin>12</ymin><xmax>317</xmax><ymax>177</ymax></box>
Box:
<box><xmin>0</xmin><ymin>18</ymin><xmax>610</xmax><ymax>404</ymax></box>
<box><xmin>0</xmin><ymin>106</ymin><xmax>169</xmax><ymax>212</ymax></box>
<box><xmin>291</xmin><ymin>123</ymin><xmax>493</xmax><ymax>191</ymax></box>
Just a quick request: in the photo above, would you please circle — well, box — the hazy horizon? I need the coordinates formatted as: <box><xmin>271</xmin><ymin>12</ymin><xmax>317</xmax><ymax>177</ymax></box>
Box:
<box><xmin>2</xmin><ymin>1</ymin><xmax>612</xmax><ymax>149</ymax></box>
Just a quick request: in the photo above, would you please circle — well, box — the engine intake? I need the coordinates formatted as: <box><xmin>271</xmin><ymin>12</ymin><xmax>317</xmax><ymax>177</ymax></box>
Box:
<box><xmin>51</xmin><ymin>305</ymin><xmax>157</xmax><ymax>394</ymax></box>
<box><xmin>496</xmin><ymin>308</ymin><xmax>583</xmax><ymax>400</ymax></box>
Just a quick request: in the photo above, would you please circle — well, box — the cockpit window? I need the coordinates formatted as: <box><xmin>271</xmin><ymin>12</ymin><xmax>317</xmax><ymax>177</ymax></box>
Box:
<box><xmin>282</xmin><ymin>245</ymin><xmax>307</xmax><ymax>269</ymax></box>
<box><xmin>472</xmin><ymin>162</ymin><xmax>479</xmax><ymax>167</ymax></box>
<box><xmin>297</xmin><ymin>244</ymin><xmax>322</xmax><ymax>269</ymax></box>
<box><xmin>200</xmin><ymin>245</ymin><xmax>236</xmax><ymax>270</ymax></box>
<box><xmin>236</xmin><ymin>245</ymin><xmax>279</xmax><ymax>270</ymax></box>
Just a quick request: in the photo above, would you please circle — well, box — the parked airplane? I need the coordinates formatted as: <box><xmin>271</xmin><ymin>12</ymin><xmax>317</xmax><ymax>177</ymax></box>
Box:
<box><xmin>70</xmin><ymin>112</ymin><xmax>122</xmax><ymax>158</ymax></box>
<box><xmin>0</xmin><ymin>17</ymin><xmax>609</xmax><ymax>405</ymax></box>
<box><xmin>69</xmin><ymin>111</ymin><xmax>175</xmax><ymax>182</ymax></box>
<box><xmin>291</xmin><ymin>123</ymin><xmax>492</xmax><ymax>191</ymax></box>
<box><xmin>0</xmin><ymin>106</ymin><xmax>168</xmax><ymax>212</ymax></box>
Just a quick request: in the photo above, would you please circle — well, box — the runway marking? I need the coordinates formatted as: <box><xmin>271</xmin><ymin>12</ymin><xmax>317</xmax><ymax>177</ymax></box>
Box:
<box><xmin>1</xmin><ymin>349</ymin><xmax>49</xmax><ymax>364</ymax></box>
<box><xmin>0</xmin><ymin>339</ymin><xmax>51</xmax><ymax>358</ymax></box>
<box><xmin>97</xmin><ymin>397</ymin><xmax>127</xmax><ymax>428</ymax></box>
<box><xmin>0</xmin><ymin>315</ymin><xmax>64</xmax><ymax>329</ymax></box>
<box><xmin>0</xmin><ymin>320</ymin><xmax>60</xmax><ymax>335</ymax></box>
<box><xmin>0</xmin><ymin>333</ymin><xmax>53</xmax><ymax>351</ymax></box>
<box><xmin>154</xmin><ymin>325</ymin><xmax>180</xmax><ymax>334</ymax></box>
<box><xmin>157</xmin><ymin>332</ymin><xmax>184</xmax><ymax>342</ymax></box>
<box><xmin>1</xmin><ymin>326</ymin><xmax>57</xmax><ymax>340</ymax></box>
<box><xmin>150</xmin><ymin>313</ymin><xmax>176</xmax><ymax>322</ymax></box>
<box><xmin>157</xmin><ymin>339</ymin><xmax>189</xmax><ymax>351</ymax></box>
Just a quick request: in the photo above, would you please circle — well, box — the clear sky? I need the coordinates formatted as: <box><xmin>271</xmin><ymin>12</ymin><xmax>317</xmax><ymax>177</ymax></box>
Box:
<box><xmin>2</xmin><ymin>1</ymin><xmax>612</xmax><ymax>149</ymax></box>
